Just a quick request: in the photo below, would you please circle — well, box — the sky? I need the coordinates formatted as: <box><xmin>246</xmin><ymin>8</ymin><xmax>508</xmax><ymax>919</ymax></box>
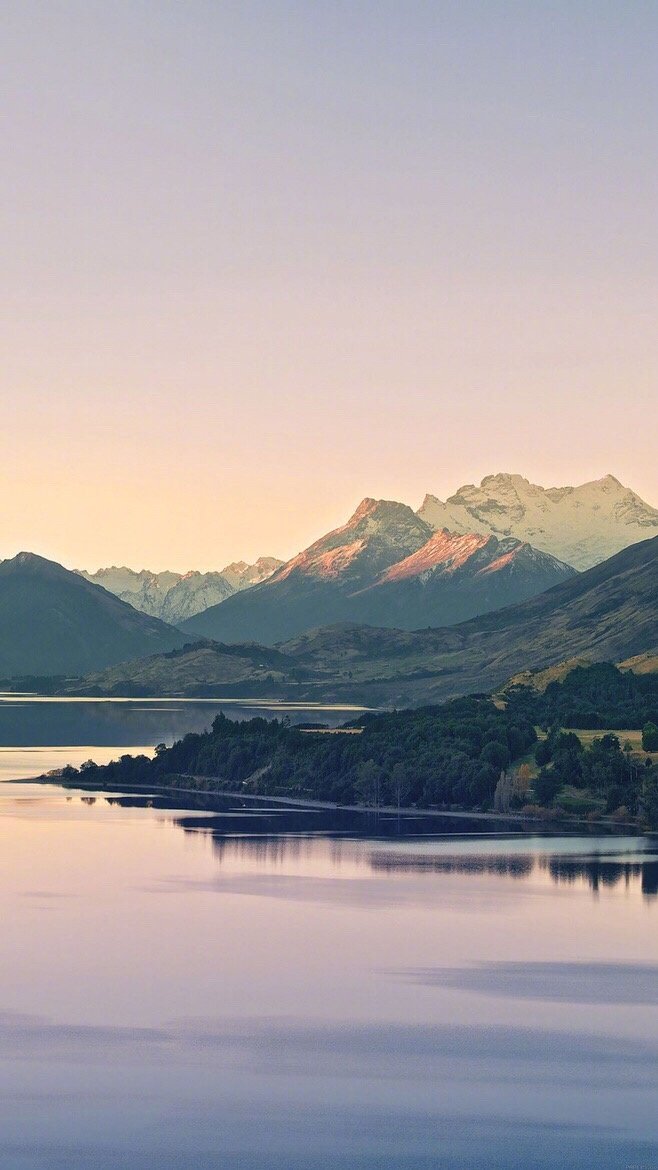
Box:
<box><xmin>2</xmin><ymin>1</ymin><xmax>657</xmax><ymax>571</ymax></box>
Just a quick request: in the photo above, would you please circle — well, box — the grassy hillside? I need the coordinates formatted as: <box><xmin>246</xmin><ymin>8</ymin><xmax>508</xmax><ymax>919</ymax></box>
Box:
<box><xmin>75</xmin><ymin>639</ymin><xmax>309</xmax><ymax>696</ymax></box>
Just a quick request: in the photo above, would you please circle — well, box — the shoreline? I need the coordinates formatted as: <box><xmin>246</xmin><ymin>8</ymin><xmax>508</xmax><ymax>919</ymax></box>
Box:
<box><xmin>13</xmin><ymin>771</ymin><xmax>645</xmax><ymax>831</ymax></box>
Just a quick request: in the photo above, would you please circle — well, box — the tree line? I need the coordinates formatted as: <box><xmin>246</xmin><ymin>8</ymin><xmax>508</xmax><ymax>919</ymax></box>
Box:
<box><xmin>63</xmin><ymin>697</ymin><xmax>537</xmax><ymax>812</ymax></box>
<box><xmin>57</xmin><ymin>662</ymin><xmax>658</xmax><ymax>826</ymax></box>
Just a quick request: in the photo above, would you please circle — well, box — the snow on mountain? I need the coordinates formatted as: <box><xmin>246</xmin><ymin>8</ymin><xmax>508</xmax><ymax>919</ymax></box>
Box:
<box><xmin>351</xmin><ymin>529</ymin><xmax>576</xmax><ymax>628</ymax></box>
<box><xmin>378</xmin><ymin>530</ymin><xmax>494</xmax><ymax>583</ymax></box>
<box><xmin>182</xmin><ymin>499</ymin><xmax>575</xmax><ymax>643</ymax></box>
<box><xmin>77</xmin><ymin>474</ymin><xmax>655</xmax><ymax>635</ymax></box>
<box><xmin>273</xmin><ymin>498</ymin><xmax>433</xmax><ymax>585</ymax></box>
<box><xmin>417</xmin><ymin>474</ymin><xmax>658</xmax><ymax>569</ymax></box>
<box><xmin>220</xmin><ymin>557</ymin><xmax>284</xmax><ymax>590</ymax></box>
<box><xmin>79</xmin><ymin>558</ymin><xmax>283</xmax><ymax>625</ymax></box>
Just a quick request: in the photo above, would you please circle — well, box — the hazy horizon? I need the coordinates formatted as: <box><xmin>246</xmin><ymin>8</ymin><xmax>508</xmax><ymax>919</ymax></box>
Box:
<box><xmin>3</xmin><ymin>2</ymin><xmax>657</xmax><ymax>569</ymax></box>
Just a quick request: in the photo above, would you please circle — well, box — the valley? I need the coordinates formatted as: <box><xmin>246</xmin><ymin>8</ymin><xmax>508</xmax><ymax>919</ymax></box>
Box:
<box><xmin>55</xmin><ymin>534</ymin><xmax>657</xmax><ymax>708</ymax></box>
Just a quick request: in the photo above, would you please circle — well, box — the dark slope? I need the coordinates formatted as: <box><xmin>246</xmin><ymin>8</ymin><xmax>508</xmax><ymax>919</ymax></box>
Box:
<box><xmin>73</xmin><ymin>537</ymin><xmax>657</xmax><ymax>705</ymax></box>
<box><xmin>182</xmin><ymin>499</ymin><xmax>432</xmax><ymax>643</ymax></box>
<box><xmin>0</xmin><ymin>552</ymin><xmax>186</xmax><ymax>676</ymax></box>
<box><xmin>74</xmin><ymin>639</ymin><xmax>308</xmax><ymax>696</ymax></box>
<box><xmin>280</xmin><ymin>535</ymin><xmax>658</xmax><ymax>704</ymax></box>
<box><xmin>182</xmin><ymin>499</ymin><xmax>575</xmax><ymax>644</ymax></box>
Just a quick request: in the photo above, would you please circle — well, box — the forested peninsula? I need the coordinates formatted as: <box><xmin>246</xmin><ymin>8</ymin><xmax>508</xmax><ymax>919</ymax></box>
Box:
<box><xmin>55</xmin><ymin>664</ymin><xmax>658</xmax><ymax>827</ymax></box>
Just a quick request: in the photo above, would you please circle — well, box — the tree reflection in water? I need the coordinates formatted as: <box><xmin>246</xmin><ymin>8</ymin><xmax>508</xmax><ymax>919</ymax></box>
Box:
<box><xmin>99</xmin><ymin>788</ymin><xmax>658</xmax><ymax>900</ymax></box>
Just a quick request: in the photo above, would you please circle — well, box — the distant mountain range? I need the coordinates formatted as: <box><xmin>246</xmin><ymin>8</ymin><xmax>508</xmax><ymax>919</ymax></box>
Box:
<box><xmin>0</xmin><ymin>552</ymin><xmax>185</xmax><ymax>676</ymax></box>
<box><xmin>417</xmin><ymin>473</ymin><xmax>658</xmax><ymax>569</ymax></box>
<box><xmin>79</xmin><ymin>557</ymin><xmax>283</xmax><ymax>624</ymax></box>
<box><xmin>76</xmin><ymin>535</ymin><xmax>658</xmax><ymax>704</ymax></box>
<box><xmin>71</xmin><ymin>475</ymin><xmax>657</xmax><ymax>642</ymax></box>
<box><xmin>2</xmin><ymin>471</ymin><xmax>655</xmax><ymax>684</ymax></box>
<box><xmin>279</xmin><ymin>534</ymin><xmax>658</xmax><ymax>706</ymax></box>
<box><xmin>182</xmin><ymin>497</ymin><xmax>576</xmax><ymax>644</ymax></box>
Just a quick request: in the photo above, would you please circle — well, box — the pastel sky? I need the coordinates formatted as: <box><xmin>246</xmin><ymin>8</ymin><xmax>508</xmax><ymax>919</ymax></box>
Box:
<box><xmin>2</xmin><ymin>1</ymin><xmax>656</xmax><ymax>571</ymax></box>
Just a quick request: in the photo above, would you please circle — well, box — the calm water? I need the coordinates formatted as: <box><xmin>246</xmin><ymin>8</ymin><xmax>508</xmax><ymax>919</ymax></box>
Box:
<box><xmin>0</xmin><ymin>695</ymin><xmax>364</xmax><ymax>780</ymax></box>
<box><xmin>0</xmin><ymin>704</ymin><xmax>657</xmax><ymax>1168</ymax></box>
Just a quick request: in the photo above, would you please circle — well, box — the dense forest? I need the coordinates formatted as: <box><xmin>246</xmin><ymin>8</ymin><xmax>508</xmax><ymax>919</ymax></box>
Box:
<box><xmin>530</xmin><ymin>728</ymin><xmax>657</xmax><ymax>823</ymax></box>
<box><xmin>506</xmin><ymin>662</ymin><xmax>658</xmax><ymax>730</ymax></box>
<box><xmin>57</xmin><ymin>663</ymin><xmax>658</xmax><ymax>826</ymax></box>
<box><xmin>503</xmin><ymin>664</ymin><xmax>658</xmax><ymax>824</ymax></box>
<box><xmin>63</xmin><ymin>697</ymin><xmax>537</xmax><ymax>811</ymax></box>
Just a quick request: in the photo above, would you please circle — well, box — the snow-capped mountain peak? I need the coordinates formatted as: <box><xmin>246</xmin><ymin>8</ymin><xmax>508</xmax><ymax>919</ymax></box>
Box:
<box><xmin>378</xmin><ymin>530</ymin><xmax>491</xmax><ymax>583</ymax></box>
<box><xmin>417</xmin><ymin>474</ymin><xmax>658</xmax><ymax>569</ymax></box>
<box><xmin>79</xmin><ymin>557</ymin><xmax>283</xmax><ymax>624</ymax></box>
<box><xmin>275</xmin><ymin>498</ymin><xmax>432</xmax><ymax>584</ymax></box>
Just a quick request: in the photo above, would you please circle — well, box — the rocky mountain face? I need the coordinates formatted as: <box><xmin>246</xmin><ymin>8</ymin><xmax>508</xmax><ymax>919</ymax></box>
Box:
<box><xmin>0</xmin><ymin>553</ymin><xmax>185</xmax><ymax>677</ymax></box>
<box><xmin>219</xmin><ymin>558</ymin><xmax>283</xmax><ymax>590</ymax></box>
<box><xmin>80</xmin><ymin>556</ymin><xmax>283</xmax><ymax>625</ymax></box>
<box><xmin>73</xmin><ymin>536</ymin><xmax>658</xmax><ymax>704</ymax></box>
<box><xmin>279</xmin><ymin>534</ymin><xmax>658</xmax><ymax>706</ymax></box>
<box><xmin>77</xmin><ymin>475</ymin><xmax>655</xmax><ymax>634</ymax></box>
<box><xmin>356</xmin><ymin>529</ymin><xmax>575</xmax><ymax>629</ymax></box>
<box><xmin>417</xmin><ymin>474</ymin><xmax>658</xmax><ymax>569</ymax></box>
<box><xmin>182</xmin><ymin>498</ymin><xmax>575</xmax><ymax>644</ymax></box>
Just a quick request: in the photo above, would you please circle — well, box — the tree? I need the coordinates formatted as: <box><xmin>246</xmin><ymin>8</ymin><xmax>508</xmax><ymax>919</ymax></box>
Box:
<box><xmin>535</xmin><ymin>738</ymin><xmax>552</xmax><ymax>767</ymax></box>
<box><xmin>355</xmin><ymin>760</ymin><xmax>382</xmax><ymax>809</ymax></box>
<box><xmin>554</xmin><ymin>731</ymin><xmax>583</xmax><ymax>755</ymax></box>
<box><xmin>389</xmin><ymin>763</ymin><xmax>411</xmax><ymax>811</ymax></box>
<box><xmin>533</xmin><ymin>769</ymin><xmax>562</xmax><ymax>805</ymax></box>
<box><xmin>481</xmin><ymin>741</ymin><xmax>510</xmax><ymax>770</ymax></box>
<box><xmin>639</xmin><ymin>769</ymin><xmax>658</xmax><ymax>828</ymax></box>
<box><xmin>642</xmin><ymin>722</ymin><xmax>658</xmax><ymax>752</ymax></box>
<box><xmin>493</xmin><ymin>770</ymin><xmax>513</xmax><ymax>813</ymax></box>
<box><xmin>512</xmin><ymin>763</ymin><xmax>532</xmax><ymax>803</ymax></box>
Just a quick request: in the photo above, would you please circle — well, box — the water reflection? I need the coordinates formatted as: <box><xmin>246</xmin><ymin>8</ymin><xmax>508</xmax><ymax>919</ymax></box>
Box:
<box><xmin>545</xmin><ymin>855</ymin><xmax>658</xmax><ymax>897</ymax></box>
<box><xmin>1</xmin><ymin>779</ymin><xmax>657</xmax><ymax>1170</ymax></box>
<box><xmin>402</xmin><ymin>961</ymin><xmax>658</xmax><ymax>1005</ymax></box>
<box><xmin>97</xmin><ymin>788</ymin><xmax>658</xmax><ymax>900</ymax></box>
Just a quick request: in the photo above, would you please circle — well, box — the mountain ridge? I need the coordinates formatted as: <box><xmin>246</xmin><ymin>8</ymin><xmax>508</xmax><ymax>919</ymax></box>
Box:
<box><xmin>0</xmin><ymin>552</ymin><xmax>186</xmax><ymax>676</ymax></box>
<box><xmin>279</xmin><ymin>534</ymin><xmax>658</xmax><ymax>705</ymax></box>
<box><xmin>79</xmin><ymin>556</ymin><xmax>283</xmax><ymax>624</ymax></box>
<box><xmin>67</xmin><ymin>536</ymin><xmax>658</xmax><ymax>704</ymax></box>
<box><xmin>417</xmin><ymin>473</ymin><xmax>658</xmax><ymax>569</ymax></box>
<box><xmin>182</xmin><ymin>498</ymin><xmax>575</xmax><ymax>643</ymax></box>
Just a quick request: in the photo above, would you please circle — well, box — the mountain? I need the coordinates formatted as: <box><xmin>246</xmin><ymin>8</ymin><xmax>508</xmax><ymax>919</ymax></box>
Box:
<box><xmin>353</xmin><ymin>529</ymin><xmax>574</xmax><ymax>628</ymax></box>
<box><xmin>0</xmin><ymin>552</ymin><xmax>186</xmax><ymax>676</ymax></box>
<box><xmin>417</xmin><ymin>474</ymin><xmax>658</xmax><ymax>569</ymax></box>
<box><xmin>71</xmin><ymin>537</ymin><xmax>657</xmax><ymax>703</ymax></box>
<box><xmin>280</xmin><ymin>535</ymin><xmax>658</xmax><ymax>705</ymax></box>
<box><xmin>80</xmin><ymin>556</ymin><xmax>283</xmax><ymax>624</ymax></box>
<box><xmin>76</xmin><ymin>639</ymin><xmax>307</xmax><ymax>696</ymax></box>
<box><xmin>181</xmin><ymin>498</ymin><xmax>574</xmax><ymax>644</ymax></box>
<box><xmin>219</xmin><ymin>558</ymin><xmax>283</xmax><ymax>590</ymax></box>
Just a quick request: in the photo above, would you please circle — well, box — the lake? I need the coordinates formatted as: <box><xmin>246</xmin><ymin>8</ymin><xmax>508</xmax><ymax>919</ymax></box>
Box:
<box><xmin>0</xmin><ymin>695</ymin><xmax>365</xmax><ymax>780</ymax></box>
<box><xmin>0</xmin><ymin>701</ymin><xmax>657</xmax><ymax>1168</ymax></box>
